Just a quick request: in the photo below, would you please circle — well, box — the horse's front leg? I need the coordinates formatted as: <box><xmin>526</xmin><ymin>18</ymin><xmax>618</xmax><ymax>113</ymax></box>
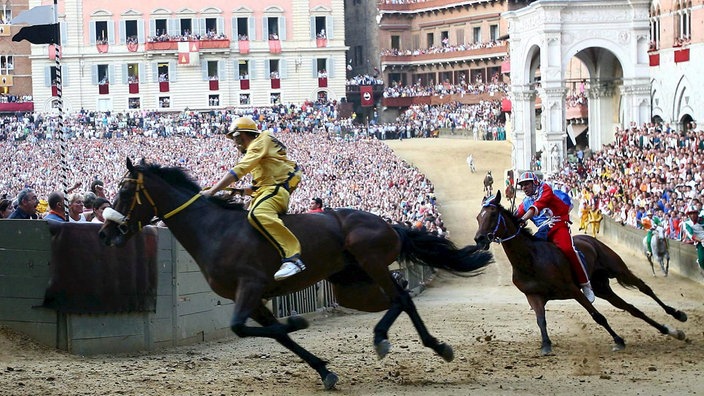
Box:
<box><xmin>250</xmin><ymin>303</ymin><xmax>339</xmax><ymax>390</ymax></box>
<box><xmin>526</xmin><ymin>295</ymin><xmax>552</xmax><ymax>356</ymax></box>
<box><xmin>229</xmin><ymin>282</ymin><xmax>308</xmax><ymax>338</ymax></box>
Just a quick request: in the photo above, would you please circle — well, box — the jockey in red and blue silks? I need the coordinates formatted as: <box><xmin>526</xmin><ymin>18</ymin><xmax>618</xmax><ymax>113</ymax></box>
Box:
<box><xmin>515</xmin><ymin>171</ymin><xmax>595</xmax><ymax>303</ymax></box>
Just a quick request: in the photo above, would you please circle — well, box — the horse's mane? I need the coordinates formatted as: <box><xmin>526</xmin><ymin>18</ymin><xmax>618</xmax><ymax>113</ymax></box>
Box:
<box><xmin>494</xmin><ymin>202</ymin><xmax>540</xmax><ymax>241</ymax></box>
<box><xmin>136</xmin><ymin>162</ymin><xmax>247</xmax><ymax>211</ymax></box>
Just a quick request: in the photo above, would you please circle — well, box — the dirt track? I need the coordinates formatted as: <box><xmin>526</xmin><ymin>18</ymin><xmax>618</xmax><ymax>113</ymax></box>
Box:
<box><xmin>1</xmin><ymin>137</ymin><xmax>704</xmax><ymax>396</ymax></box>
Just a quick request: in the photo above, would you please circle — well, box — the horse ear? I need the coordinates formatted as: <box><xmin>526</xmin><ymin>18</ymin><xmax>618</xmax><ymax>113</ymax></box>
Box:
<box><xmin>126</xmin><ymin>157</ymin><xmax>134</xmax><ymax>172</ymax></box>
<box><xmin>139</xmin><ymin>158</ymin><xmax>147</xmax><ymax>166</ymax></box>
<box><xmin>494</xmin><ymin>190</ymin><xmax>502</xmax><ymax>204</ymax></box>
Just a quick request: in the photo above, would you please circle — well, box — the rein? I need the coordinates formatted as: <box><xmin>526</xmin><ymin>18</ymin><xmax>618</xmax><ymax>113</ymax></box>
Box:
<box><xmin>113</xmin><ymin>171</ymin><xmax>201</xmax><ymax>233</ymax></box>
<box><xmin>483</xmin><ymin>203</ymin><xmax>521</xmax><ymax>244</ymax></box>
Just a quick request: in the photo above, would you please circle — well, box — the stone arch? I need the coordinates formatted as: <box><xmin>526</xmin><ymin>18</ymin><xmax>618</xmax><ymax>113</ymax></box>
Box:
<box><xmin>504</xmin><ymin>0</ymin><xmax>650</xmax><ymax>173</ymax></box>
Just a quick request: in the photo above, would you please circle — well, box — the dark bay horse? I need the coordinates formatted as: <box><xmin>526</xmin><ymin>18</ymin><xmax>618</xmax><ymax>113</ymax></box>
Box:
<box><xmin>483</xmin><ymin>171</ymin><xmax>494</xmax><ymax>196</ymax></box>
<box><xmin>98</xmin><ymin>159</ymin><xmax>493</xmax><ymax>390</ymax></box>
<box><xmin>474</xmin><ymin>191</ymin><xmax>687</xmax><ymax>356</ymax></box>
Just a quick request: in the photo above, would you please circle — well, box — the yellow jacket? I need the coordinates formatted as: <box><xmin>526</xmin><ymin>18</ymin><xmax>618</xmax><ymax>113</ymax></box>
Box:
<box><xmin>231</xmin><ymin>131</ymin><xmax>298</xmax><ymax>195</ymax></box>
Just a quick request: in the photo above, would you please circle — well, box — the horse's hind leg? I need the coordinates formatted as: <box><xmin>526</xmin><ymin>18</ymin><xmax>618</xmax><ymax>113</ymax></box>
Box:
<box><xmin>611</xmin><ymin>269</ymin><xmax>687</xmax><ymax>323</ymax></box>
<box><xmin>371</xmin><ymin>278</ymin><xmax>452</xmax><ymax>361</ymax></box>
<box><xmin>249</xmin><ymin>303</ymin><xmax>339</xmax><ymax>390</ymax></box>
<box><xmin>592</xmin><ymin>279</ymin><xmax>685</xmax><ymax>341</ymax></box>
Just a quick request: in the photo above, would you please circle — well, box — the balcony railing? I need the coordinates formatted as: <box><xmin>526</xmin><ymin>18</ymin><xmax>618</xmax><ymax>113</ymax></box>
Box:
<box><xmin>379</xmin><ymin>0</ymin><xmax>468</xmax><ymax>12</ymax></box>
<box><xmin>145</xmin><ymin>39</ymin><xmax>230</xmax><ymax>51</ymax></box>
<box><xmin>381</xmin><ymin>45</ymin><xmax>507</xmax><ymax>64</ymax></box>
<box><xmin>381</xmin><ymin>91</ymin><xmax>505</xmax><ymax>107</ymax></box>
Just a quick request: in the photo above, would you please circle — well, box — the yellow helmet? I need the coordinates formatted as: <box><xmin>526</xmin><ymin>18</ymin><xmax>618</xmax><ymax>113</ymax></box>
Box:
<box><xmin>226</xmin><ymin>117</ymin><xmax>259</xmax><ymax>139</ymax></box>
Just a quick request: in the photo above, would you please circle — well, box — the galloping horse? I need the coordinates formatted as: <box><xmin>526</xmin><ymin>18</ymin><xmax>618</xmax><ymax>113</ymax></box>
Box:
<box><xmin>474</xmin><ymin>192</ymin><xmax>687</xmax><ymax>356</ymax></box>
<box><xmin>644</xmin><ymin>226</ymin><xmax>670</xmax><ymax>276</ymax></box>
<box><xmin>98</xmin><ymin>159</ymin><xmax>493</xmax><ymax>390</ymax></box>
<box><xmin>483</xmin><ymin>171</ymin><xmax>494</xmax><ymax>196</ymax></box>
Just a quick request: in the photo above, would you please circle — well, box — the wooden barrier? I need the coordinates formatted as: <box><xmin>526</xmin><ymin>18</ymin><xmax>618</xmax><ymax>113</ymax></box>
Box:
<box><xmin>0</xmin><ymin>221</ymin><xmax>434</xmax><ymax>355</ymax></box>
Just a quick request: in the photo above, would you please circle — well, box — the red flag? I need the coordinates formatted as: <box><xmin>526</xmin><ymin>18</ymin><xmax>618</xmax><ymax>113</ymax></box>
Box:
<box><xmin>360</xmin><ymin>85</ymin><xmax>373</xmax><ymax>107</ymax></box>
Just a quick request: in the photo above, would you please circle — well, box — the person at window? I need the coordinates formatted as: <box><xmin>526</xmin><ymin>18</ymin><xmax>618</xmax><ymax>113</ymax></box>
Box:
<box><xmin>515</xmin><ymin>171</ymin><xmax>595</xmax><ymax>303</ymax></box>
<box><xmin>201</xmin><ymin>116</ymin><xmax>305</xmax><ymax>281</ymax></box>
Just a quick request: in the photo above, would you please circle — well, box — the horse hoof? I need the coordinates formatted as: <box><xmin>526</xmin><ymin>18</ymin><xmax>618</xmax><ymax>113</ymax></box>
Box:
<box><xmin>437</xmin><ymin>343</ymin><xmax>454</xmax><ymax>362</ymax></box>
<box><xmin>375</xmin><ymin>339</ymin><xmax>391</xmax><ymax>360</ymax></box>
<box><xmin>287</xmin><ymin>316</ymin><xmax>309</xmax><ymax>332</ymax></box>
<box><xmin>675</xmin><ymin>311</ymin><xmax>688</xmax><ymax>322</ymax></box>
<box><xmin>322</xmin><ymin>372</ymin><xmax>339</xmax><ymax>390</ymax></box>
<box><xmin>541</xmin><ymin>347</ymin><xmax>553</xmax><ymax>356</ymax></box>
<box><xmin>612</xmin><ymin>343</ymin><xmax>625</xmax><ymax>352</ymax></box>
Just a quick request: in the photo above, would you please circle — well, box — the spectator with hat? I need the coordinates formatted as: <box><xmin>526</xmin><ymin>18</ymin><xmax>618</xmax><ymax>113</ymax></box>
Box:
<box><xmin>683</xmin><ymin>205</ymin><xmax>704</xmax><ymax>275</ymax></box>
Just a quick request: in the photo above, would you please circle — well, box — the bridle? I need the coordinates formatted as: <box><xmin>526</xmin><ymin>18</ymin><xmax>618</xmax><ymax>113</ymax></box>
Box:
<box><xmin>481</xmin><ymin>202</ymin><xmax>521</xmax><ymax>244</ymax></box>
<box><xmin>110</xmin><ymin>171</ymin><xmax>201</xmax><ymax>235</ymax></box>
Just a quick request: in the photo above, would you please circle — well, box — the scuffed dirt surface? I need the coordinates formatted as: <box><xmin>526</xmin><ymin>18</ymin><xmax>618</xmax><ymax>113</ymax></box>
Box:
<box><xmin>2</xmin><ymin>138</ymin><xmax>703</xmax><ymax>396</ymax></box>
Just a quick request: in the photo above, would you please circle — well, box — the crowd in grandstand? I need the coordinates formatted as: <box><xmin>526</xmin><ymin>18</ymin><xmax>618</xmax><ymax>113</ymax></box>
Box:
<box><xmin>551</xmin><ymin>121</ymin><xmax>704</xmax><ymax>245</ymax></box>
<box><xmin>0</xmin><ymin>102</ymin><xmax>448</xmax><ymax>237</ymax></box>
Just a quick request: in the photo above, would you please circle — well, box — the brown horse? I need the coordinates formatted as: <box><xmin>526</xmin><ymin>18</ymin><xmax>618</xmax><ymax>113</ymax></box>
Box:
<box><xmin>474</xmin><ymin>191</ymin><xmax>687</xmax><ymax>356</ymax></box>
<box><xmin>483</xmin><ymin>171</ymin><xmax>494</xmax><ymax>196</ymax></box>
<box><xmin>98</xmin><ymin>158</ymin><xmax>493</xmax><ymax>389</ymax></box>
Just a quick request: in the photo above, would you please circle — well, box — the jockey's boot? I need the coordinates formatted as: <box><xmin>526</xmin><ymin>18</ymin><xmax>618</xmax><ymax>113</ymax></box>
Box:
<box><xmin>580</xmin><ymin>281</ymin><xmax>595</xmax><ymax>303</ymax></box>
<box><xmin>275</xmin><ymin>254</ymin><xmax>306</xmax><ymax>280</ymax></box>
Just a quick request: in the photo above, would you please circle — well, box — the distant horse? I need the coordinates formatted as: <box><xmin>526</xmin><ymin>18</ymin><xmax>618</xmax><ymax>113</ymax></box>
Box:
<box><xmin>98</xmin><ymin>158</ymin><xmax>493</xmax><ymax>390</ymax></box>
<box><xmin>643</xmin><ymin>226</ymin><xmax>670</xmax><ymax>276</ymax></box>
<box><xmin>483</xmin><ymin>171</ymin><xmax>494</xmax><ymax>196</ymax></box>
<box><xmin>474</xmin><ymin>192</ymin><xmax>686</xmax><ymax>356</ymax></box>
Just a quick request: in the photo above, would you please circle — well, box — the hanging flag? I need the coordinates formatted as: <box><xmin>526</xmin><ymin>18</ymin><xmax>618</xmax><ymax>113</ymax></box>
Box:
<box><xmin>360</xmin><ymin>85</ymin><xmax>374</xmax><ymax>107</ymax></box>
<box><xmin>11</xmin><ymin>5</ymin><xmax>58</xmax><ymax>45</ymax></box>
<box><xmin>177</xmin><ymin>41</ymin><xmax>200</xmax><ymax>66</ymax></box>
<box><xmin>10</xmin><ymin>5</ymin><xmax>55</xmax><ymax>25</ymax></box>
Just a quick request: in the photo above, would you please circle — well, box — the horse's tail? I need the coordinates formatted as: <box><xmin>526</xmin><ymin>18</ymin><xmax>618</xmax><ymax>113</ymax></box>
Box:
<box><xmin>392</xmin><ymin>225</ymin><xmax>493</xmax><ymax>276</ymax></box>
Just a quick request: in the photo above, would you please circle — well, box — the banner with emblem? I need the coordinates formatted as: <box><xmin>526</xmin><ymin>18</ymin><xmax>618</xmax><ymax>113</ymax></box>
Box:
<box><xmin>360</xmin><ymin>85</ymin><xmax>373</xmax><ymax>107</ymax></box>
<box><xmin>177</xmin><ymin>41</ymin><xmax>200</xmax><ymax>66</ymax></box>
<box><xmin>0</xmin><ymin>75</ymin><xmax>13</xmax><ymax>87</ymax></box>
<box><xmin>0</xmin><ymin>25</ymin><xmax>10</xmax><ymax>36</ymax></box>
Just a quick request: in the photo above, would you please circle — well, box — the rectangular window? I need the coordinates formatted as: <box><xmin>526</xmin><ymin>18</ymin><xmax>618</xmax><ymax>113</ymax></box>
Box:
<box><xmin>208</xmin><ymin>94</ymin><xmax>219</xmax><ymax>106</ymax></box>
<box><xmin>473</xmin><ymin>27</ymin><xmax>481</xmax><ymax>43</ymax></box>
<box><xmin>128</xmin><ymin>97</ymin><xmax>141</xmax><ymax>109</ymax></box>
<box><xmin>205</xmin><ymin>18</ymin><xmax>218</xmax><ymax>36</ymax></box>
<box><xmin>456</xmin><ymin>28</ymin><xmax>464</xmax><ymax>45</ymax></box>
<box><xmin>391</xmin><ymin>35</ymin><xmax>400</xmax><ymax>50</ymax></box>
<box><xmin>95</xmin><ymin>20</ymin><xmax>108</xmax><ymax>43</ymax></box>
<box><xmin>354</xmin><ymin>45</ymin><xmax>362</xmax><ymax>66</ymax></box>
<box><xmin>269</xmin><ymin>59</ymin><xmax>280</xmax><ymax>79</ymax></box>
<box><xmin>317</xmin><ymin>58</ymin><xmax>328</xmax><ymax>77</ymax></box>
<box><xmin>125</xmin><ymin>20</ymin><xmax>138</xmax><ymax>43</ymax></box>
<box><xmin>208</xmin><ymin>61</ymin><xmax>219</xmax><ymax>79</ymax></box>
<box><xmin>98</xmin><ymin>64</ymin><xmax>109</xmax><ymax>84</ymax></box>
<box><xmin>240</xmin><ymin>93</ymin><xmax>250</xmax><ymax>105</ymax></box>
<box><xmin>490</xmin><ymin>24</ymin><xmax>498</xmax><ymax>41</ymax></box>
<box><xmin>155</xmin><ymin>19</ymin><xmax>167</xmax><ymax>36</ymax></box>
<box><xmin>267</xmin><ymin>17</ymin><xmax>279</xmax><ymax>39</ymax></box>
<box><xmin>127</xmin><ymin>63</ymin><xmax>139</xmax><ymax>83</ymax></box>
<box><xmin>0</xmin><ymin>55</ymin><xmax>14</xmax><ymax>71</ymax></box>
<box><xmin>159</xmin><ymin>96</ymin><xmax>170</xmax><ymax>108</ymax></box>
<box><xmin>158</xmin><ymin>62</ymin><xmax>169</xmax><ymax>81</ymax></box>
<box><xmin>314</xmin><ymin>16</ymin><xmax>327</xmax><ymax>38</ymax></box>
<box><xmin>0</xmin><ymin>9</ymin><xmax>12</xmax><ymax>22</ymax></box>
<box><xmin>237</xmin><ymin>17</ymin><xmax>249</xmax><ymax>40</ymax></box>
<box><xmin>270</xmin><ymin>92</ymin><xmax>281</xmax><ymax>105</ymax></box>
<box><xmin>412</xmin><ymin>34</ymin><xmax>420</xmax><ymax>49</ymax></box>
<box><xmin>180</xmin><ymin>19</ymin><xmax>192</xmax><ymax>36</ymax></box>
<box><xmin>426</xmin><ymin>32</ymin><xmax>434</xmax><ymax>48</ymax></box>
<box><xmin>239</xmin><ymin>60</ymin><xmax>249</xmax><ymax>79</ymax></box>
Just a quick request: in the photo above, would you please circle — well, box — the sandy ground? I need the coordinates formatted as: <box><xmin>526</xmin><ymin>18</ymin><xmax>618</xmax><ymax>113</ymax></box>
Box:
<box><xmin>2</xmin><ymin>137</ymin><xmax>704</xmax><ymax>396</ymax></box>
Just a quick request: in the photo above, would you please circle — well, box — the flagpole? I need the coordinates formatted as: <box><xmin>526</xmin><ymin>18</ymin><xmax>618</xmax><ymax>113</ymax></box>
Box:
<box><xmin>52</xmin><ymin>0</ymin><xmax>69</xmax><ymax>220</ymax></box>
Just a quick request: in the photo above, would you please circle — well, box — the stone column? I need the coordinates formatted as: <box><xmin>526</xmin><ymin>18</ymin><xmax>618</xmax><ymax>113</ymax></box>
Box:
<box><xmin>539</xmin><ymin>86</ymin><xmax>567</xmax><ymax>176</ymax></box>
<box><xmin>510</xmin><ymin>87</ymin><xmax>537</xmax><ymax>171</ymax></box>
<box><xmin>587</xmin><ymin>83</ymin><xmax>615</xmax><ymax>148</ymax></box>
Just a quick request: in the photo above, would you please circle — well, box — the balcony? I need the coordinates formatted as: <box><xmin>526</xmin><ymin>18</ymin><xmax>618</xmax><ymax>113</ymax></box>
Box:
<box><xmin>566</xmin><ymin>103</ymin><xmax>588</xmax><ymax>120</ymax></box>
<box><xmin>145</xmin><ymin>39</ymin><xmax>230</xmax><ymax>51</ymax></box>
<box><xmin>381</xmin><ymin>91</ymin><xmax>505</xmax><ymax>108</ymax></box>
<box><xmin>381</xmin><ymin>44</ymin><xmax>507</xmax><ymax>65</ymax></box>
<box><xmin>0</xmin><ymin>101</ymin><xmax>34</xmax><ymax>113</ymax></box>
<box><xmin>379</xmin><ymin>0</ymin><xmax>467</xmax><ymax>13</ymax></box>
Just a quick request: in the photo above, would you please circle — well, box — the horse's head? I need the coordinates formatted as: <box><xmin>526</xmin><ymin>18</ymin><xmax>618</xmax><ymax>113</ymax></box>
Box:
<box><xmin>474</xmin><ymin>190</ymin><xmax>518</xmax><ymax>249</ymax></box>
<box><xmin>99</xmin><ymin>158</ymin><xmax>159</xmax><ymax>247</ymax></box>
